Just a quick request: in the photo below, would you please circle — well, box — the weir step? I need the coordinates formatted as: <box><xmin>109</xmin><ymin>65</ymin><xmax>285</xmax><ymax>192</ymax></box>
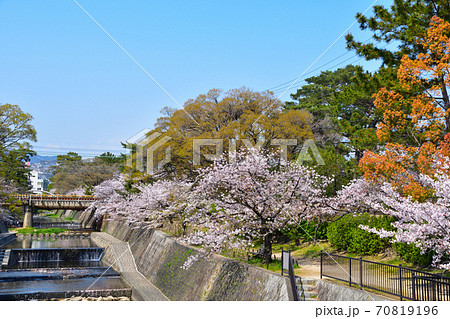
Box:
<box><xmin>0</xmin><ymin>267</ymin><xmax>120</xmax><ymax>282</ymax></box>
<box><xmin>0</xmin><ymin>276</ymin><xmax>132</xmax><ymax>301</ymax></box>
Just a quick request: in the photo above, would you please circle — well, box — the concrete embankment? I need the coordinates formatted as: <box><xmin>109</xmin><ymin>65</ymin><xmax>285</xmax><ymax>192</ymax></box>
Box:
<box><xmin>97</xmin><ymin>220</ymin><xmax>292</xmax><ymax>301</ymax></box>
<box><xmin>316</xmin><ymin>280</ymin><xmax>391</xmax><ymax>301</ymax></box>
<box><xmin>91</xmin><ymin>232</ymin><xmax>168</xmax><ymax>301</ymax></box>
<box><xmin>76</xmin><ymin>214</ymin><xmax>392</xmax><ymax>301</ymax></box>
<box><xmin>55</xmin><ymin>208</ymin><xmax>101</xmax><ymax>229</ymax></box>
<box><xmin>0</xmin><ymin>221</ymin><xmax>7</xmax><ymax>233</ymax></box>
<box><xmin>0</xmin><ymin>221</ymin><xmax>16</xmax><ymax>247</ymax></box>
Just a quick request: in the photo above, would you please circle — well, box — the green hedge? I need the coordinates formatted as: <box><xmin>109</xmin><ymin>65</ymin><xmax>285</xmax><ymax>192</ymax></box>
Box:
<box><xmin>393</xmin><ymin>243</ymin><xmax>433</xmax><ymax>267</ymax></box>
<box><xmin>281</xmin><ymin>220</ymin><xmax>328</xmax><ymax>244</ymax></box>
<box><xmin>327</xmin><ymin>214</ymin><xmax>395</xmax><ymax>255</ymax></box>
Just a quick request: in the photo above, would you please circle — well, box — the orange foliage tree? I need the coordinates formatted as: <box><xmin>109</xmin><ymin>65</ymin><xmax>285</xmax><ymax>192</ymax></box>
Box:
<box><xmin>360</xmin><ymin>17</ymin><xmax>450</xmax><ymax>200</ymax></box>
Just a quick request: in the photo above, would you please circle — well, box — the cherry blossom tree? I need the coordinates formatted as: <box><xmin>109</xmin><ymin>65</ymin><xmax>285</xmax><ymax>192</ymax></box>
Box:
<box><xmin>90</xmin><ymin>174</ymin><xmax>127</xmax><ymax>221</ymax></box>
<box><xmin>334</xmin><ymin>166</ymin><xmax>450</xmax><ymax>269</ymax></box>
<box><xmin>66</xmin><ymin>187</ymin><xmax>86</xmax><ymax>196</ymax></box>
<box><xmin>109</xmin><ymin>179</ymin><xmax>192</xmax><ymax>228</ymax></box>
<box><xmin>0</xmin><ymin>177</ymin><xmax>18</xmax><ymax>224</ymax></box>
<box><xmin>91</xmin><ymin>174</ymin><xmax>193</xmax><ymax>230</ymax></box>
<box><xmin>90</xmin><ymin>151</ymin><xmax>331</xmax><ymax>265</ymax></box>
<box><xmin>183</xmin><ymin>150</ymin><xmax>331</xmax><ymax>264</ymax></box>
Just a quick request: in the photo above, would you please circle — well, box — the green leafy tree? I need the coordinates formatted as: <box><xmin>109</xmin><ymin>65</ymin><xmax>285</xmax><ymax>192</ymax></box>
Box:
<box><xmin>98</xmin><ymin>152</ymin><xmax>126</xmax><ymax>165</ymax></box>
<box><xmin>55</xmin><ymin>152</ymin><xmax>82</xmax><ymax>166</ymax></box>
<box><xmin>0</xmin><ymin>104</ymin><xmax>36</xmax><ymax>190</ymax></box>
<box><xmin>0</xmin><ymin>104</ymin><xmax>36</xmax><ymax>149</ymax></box>
<box><xmin>286</xmin><ymin>66</ymin><xmax>381</xmax><ymax>193</ymax></box>
<box><xmin>50</xmin><ymin>153</ymin><xmax>120</xmax><ymax>194</ymax></box>
<box><xmin>346</xmin><ymin>0</ymin><xmax>450</xmax><ymax>68</ymax></box>
<box><xmin>146</xmin><ymin>87</ymin><xmax>314</xmax><ymax>178</ymax></box>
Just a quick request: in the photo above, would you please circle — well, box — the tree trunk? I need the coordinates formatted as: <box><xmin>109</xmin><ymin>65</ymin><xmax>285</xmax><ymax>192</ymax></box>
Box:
<box><xmin>440</xmin><ymin>76</ymin><xmax>450</xmax><ymax>133</ymax></box>
<box><xmin>258</xmin><ymin>233</ymin><xmax>273</xmax><ymax>265</ymax></box>
<box><xmin>314</xmin><ymin>224</ymin><xmax>319</xmax><ymax>244</ymax></box>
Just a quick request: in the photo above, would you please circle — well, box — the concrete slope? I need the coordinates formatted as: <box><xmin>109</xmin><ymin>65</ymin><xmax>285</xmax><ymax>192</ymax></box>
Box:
<box><xmin>100</xmin><ymin>220</ymin><xmax>292</xmax><ymax>301</ymax></box>
<box><xmin>91</xmin><ymin>232</ymin><xmax>168</xmax><ymax>301</ymax></box>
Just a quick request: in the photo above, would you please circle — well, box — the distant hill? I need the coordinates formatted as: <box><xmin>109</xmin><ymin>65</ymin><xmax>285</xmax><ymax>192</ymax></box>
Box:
<box><xmin>29</xmin><ymin>155</ymin><xmax>57</xmax><ymax>164</ymax></box>
<box><xmin>29</xmin><ymin>155</ymin><xmax>57</xmax><ymax>180</ymax></box>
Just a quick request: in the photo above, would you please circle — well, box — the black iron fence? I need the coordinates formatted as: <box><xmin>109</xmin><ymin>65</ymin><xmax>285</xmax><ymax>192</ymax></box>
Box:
<box><xmin>412</xmin><ymin>276</ymin><xmax>450</xmax><ymax>301</ymax></box>
<box><xmin>320</xmin><ymin>252</ymin><xmax>450</xmax><ymax>301</ymax></box>
<box><xmin>281</xmin><ymin>249</ymin><xmax>300</xmax><ymax>301</ymax></box>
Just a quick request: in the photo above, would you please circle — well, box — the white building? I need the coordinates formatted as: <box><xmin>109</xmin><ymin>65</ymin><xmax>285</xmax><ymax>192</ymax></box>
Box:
<box><xmin>29</xmin><ymin>170</ymin><xmax>49</xmax><ymax>194</ymax></box>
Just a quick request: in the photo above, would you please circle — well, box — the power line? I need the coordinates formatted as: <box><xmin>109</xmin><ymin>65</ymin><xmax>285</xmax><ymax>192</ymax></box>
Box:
<box><xmin>270</xmin><ymin>54</ymin><xmax>365</xmax><ymax>94</ymax></box>
<box><xmin>268</xmin><ymin>36</ymin><xmax>374</xmax><ymax>92</ymax></box>
<box><xmin>271</xmin><ymin>41</ymin><xmax>390</xmax><ymax>96</ymax></box>
<box><xmin>72</xmin><ymin>0</ymin><xmax>199</xmax><ymax>126</ymax></box>
<box><xmin>273</xmin><ymin>0</ymin><xmax>379</xmax><ymax>102</ymax></box>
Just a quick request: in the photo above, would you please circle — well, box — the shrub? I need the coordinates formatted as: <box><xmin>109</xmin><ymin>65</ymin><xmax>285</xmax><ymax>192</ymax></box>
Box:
<box><xmin>327</xmin><ymin>214</ymin><xmax>395</xmax><ymax>255</ymax></box>
<box><xmin>393</xmin><ymin>243</ymin><xmax>433</xmax><ymax>267</ymax></box>
<box><xmin>327</xmin><ymin>214</ymin><xmax>438</xmax><ymax>266</ymax></box>
<box><xmin>281</xmin><ymin>220</ymin><xmax>328</xmax><ymax>245</ymax></box>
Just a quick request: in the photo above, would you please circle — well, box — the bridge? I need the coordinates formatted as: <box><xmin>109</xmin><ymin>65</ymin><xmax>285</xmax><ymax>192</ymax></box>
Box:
<box><xmin>12</xmin><ymin>194</ymin><xmax>97</xmax><ymax>228</ymax></box>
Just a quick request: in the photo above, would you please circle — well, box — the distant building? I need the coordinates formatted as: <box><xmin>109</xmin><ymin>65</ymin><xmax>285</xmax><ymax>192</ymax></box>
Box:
<box><xmin>29</xmin><ymin>170</ymin><xmax>50</xmax><ymax>194</ymax></box>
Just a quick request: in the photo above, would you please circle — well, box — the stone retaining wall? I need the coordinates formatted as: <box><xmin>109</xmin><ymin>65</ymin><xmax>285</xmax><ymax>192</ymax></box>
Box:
<box><xmin>0</xmin><ymin>221</ymin><xmax>7</xmax><ymax>233</ymax></box>
<box><xmin>91</xmin><ymin>232</ymin><xmax>168</xmax><ymax>301</ymax></box>
<box><xmin>67</xmin><ymin>211</ymin><xmax>394</xmax><ymax>301</ymax></box>
<box><xmin>0</xmin><ymin>221</ymin><xmax>16</xmax><ymax>247</ymax></box>
<box><xmin>56</xmin><ymin>208</ymin><xmax>101</xmax><ymax>229</ymax></box>
<box><xmin>0</xmin><ymin>233</ymin><xmax>16</xmax><ymax>248</ymax></box>
<box><xmin>316</xmin><ymin>280</ymin><xmax>391</xmax><ymax>301</ymax></box>
<box><xmin>100</xmin><ymin>220</ymin><xmax>292</xmax><ymax>301</ymax></box>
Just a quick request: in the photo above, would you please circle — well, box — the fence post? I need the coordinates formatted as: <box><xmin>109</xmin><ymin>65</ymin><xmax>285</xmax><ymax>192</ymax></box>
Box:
<box><xmin>320</xmin><ymin>251</ymin><xmax>323</xmax><ymax>279</ymax></box>
<box><xmin>359</xmin><ymin>257</ymin><xmax>363</xmax><ymax>290</ymax></box>
<box><xmin>412</xmin><ymin>275</ymin><xmax>416</xmax><ymax>301</ymax></box>
<box><xmin>349</xmin><ymin>257</ymin><xmax>352</xmax><ymax>287</ymax></box>
<box><xmin>281</xmin><ymin>249</ymin><xmax>284</xmax><ymax>276</ymax></box>
<box><xmin>399</xmin><ymin>264</ymin><xmax>403</xmax><ymax>301</ymax></box>
<box><xmin>432</xmin><ymin>279</ymin><xmax>437</xmax><ymax>301</ymax></box>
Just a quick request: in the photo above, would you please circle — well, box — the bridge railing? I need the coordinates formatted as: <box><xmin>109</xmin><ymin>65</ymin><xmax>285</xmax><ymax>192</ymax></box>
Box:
<box><xmin>14</xmin><ymin>194</ymin><xmax>97</xmax><ymax>202</ymax></box>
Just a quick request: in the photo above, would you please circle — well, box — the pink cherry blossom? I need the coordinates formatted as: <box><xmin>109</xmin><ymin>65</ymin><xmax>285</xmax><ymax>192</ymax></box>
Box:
<box><xmin>334</xmin><ymin>165</ymin><xmax>450</xmax><ymax>269</ymax></box>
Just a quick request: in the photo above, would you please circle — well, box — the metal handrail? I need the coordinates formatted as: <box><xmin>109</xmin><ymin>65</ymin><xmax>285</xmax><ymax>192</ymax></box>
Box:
<box><xmin>13</xmin><ymin>194</ymin><xmax>96</xmax><ymax>201</ymax></box>
<box><xmin>321</xmin><ymin>252</ymin><xmax>450</xmax><ymax>301</ymax></box>
<box><xmin>411</xmin><ymin>275</ymin><xmax>450</xmax><ymax>301</ymax></box>
<box><xmin>282</xmin><ymin>249</ymin><xmax>300</xmax><ymax>301</ymax></box>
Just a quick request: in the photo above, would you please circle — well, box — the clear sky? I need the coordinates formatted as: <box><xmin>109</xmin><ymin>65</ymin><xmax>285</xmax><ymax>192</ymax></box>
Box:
<box><xmin>0</xmin><ymin>0</ymin><xmax>393</xmax><ymax>157</ymax></box>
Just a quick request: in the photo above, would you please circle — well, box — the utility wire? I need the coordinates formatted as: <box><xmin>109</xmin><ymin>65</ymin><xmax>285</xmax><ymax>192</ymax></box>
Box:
<box><xmin>271</xmin><ymin>41</ymin><xmax>390</xmax><ymax>95</ymax></box>
<box><xmin>271</xmin><ymin>54</ymin><xmax>365</xmax><ymax>94</ymax></box>
<box><xmin>268</xmin><ymin>36</ymin><xmax>374</xmax><ymax>91</ymax></box>
<box><xmin>72</xmin><ymin>0</ymin><xmax>199</xmax><ymax>125</ymax></box>
<box><xmin>251</xmin><ymin>0</ymin><xmax>379</xmax><ymax>126</ymax></box>
<box><xmin>273</xmin><ymin>0</ymin><xmax>379</xmax><ymax>101</ymax></box>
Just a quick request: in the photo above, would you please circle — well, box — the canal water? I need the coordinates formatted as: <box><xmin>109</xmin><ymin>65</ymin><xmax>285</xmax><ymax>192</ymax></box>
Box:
<box><xmin>0</xmin><ymin>232</ymin><xmax>131</xmax><ymax>300</ymax></box>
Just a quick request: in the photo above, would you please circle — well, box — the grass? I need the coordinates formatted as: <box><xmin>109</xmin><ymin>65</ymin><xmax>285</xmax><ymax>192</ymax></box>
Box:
<box><xmin>41</xmin><ymin>212</ymin><xmax>76</xmax><ymax>221</ymax></box>
<box><xmin>42</xmin><ymin>212</ymin><xmax>59</xmax><ymax>219</ymax></box>
<box><xmin>291</xmin><ymin>242</ymin><xmax>334</xmax><ymax>259</ymax></box>
<box><xmin>9</xmin><ymin>227</ymin><xmax>68</xmax><ymax>235</ymax></box>
<box><xmin>245</xmin><ymin>256</ymin><xmax>299</xmax><ymax>272</ymax></box>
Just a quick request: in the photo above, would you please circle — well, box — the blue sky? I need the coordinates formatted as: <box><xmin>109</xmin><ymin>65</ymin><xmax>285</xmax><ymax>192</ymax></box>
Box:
<box><xmin>0</xmin><ymin>0</ymin><xmax>392</xmax><ymax>157</ymax></box>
